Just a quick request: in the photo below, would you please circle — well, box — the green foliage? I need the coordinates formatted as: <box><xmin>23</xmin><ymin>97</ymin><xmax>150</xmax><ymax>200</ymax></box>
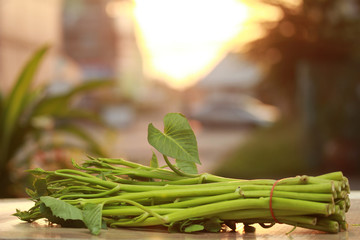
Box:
<box><xmin>15</xmin><ymin>114</ymin><xmax>351</xmax><ymax>235</ymax></box>
<box><xmin>168</xmin><ymin>217</ymin><xmax>223</xmax><ymax>233</ymax></box>
<box><xmin>246</xmin><ymin>0</ymin><xmax>360</xmax><ymax>115</ymax></box>
<box><xmin>0</xmin><ymin>47</ymin><xmax>48</xmax><ymax>163</ymax></box>
<box><xmin>16</xmin><ymin>196</ymin><xmax>104</xmax><ymax>235</ymax></box>
<box><xmin>204</xmin><ymin>217</ymin><xmax>223</xmax><ymax>232</ymax></box>
<box><xmin>148</xmin><ymin>113</ymin><xmax>200</xmax><ymax>164</ymax></box>
<box><xmin>215</xmin><ymin>120</ymin><xmax>308</xmax><ymax>179</ymax></box>
<box><xmin>55</xmin><ymin>125</ymin><xmax>105</xmax><ymax>157</ymax></box>
<box><xmin>148</xmin><ymin>113</ymin><xmax>200</xmax><ymax>174</ymax></box>
<box><xmin>243</xmin><ymin>0</ymin><xmax>360</xmax><ymax>174</ymax></box>
<box><xmin>82</xmin><ymin>203</ymin><xmax>103</xmax><ymax>235</ymax></box>
<box><xmin>33</xmin><ymin>80</ymin><xmax>112</xmax><ymax>120</ymax></box>
<box><xmin>175</xmin><ymin>159</ymin><xmax>198</xmax><ymax>175</ymax></box>
<box><xmin>150</xmin><ymin>151</ymin><xmax>159</xmax><ymax>168</ymax></box>
<box><xmin>0</xmin><ymin>46</ymin><xmax>48</xmax><ymax>169</ymax></box>
<box><xmin>40</xmin><ymin>196</ymin><xmax>84</xmax><ymax>221</ymax></box>
<box><xmin>31</xmin><ymin>178</ymin><xmax>49</xmax><ymax>199</ymax></box>
<box><xmin>0</xmin><ymin>46</ymin><xmax>113</xmax><ymax>197</ymax></box>
<box><xmin>184</xmin><ymin>224</ymin><xmax>204</xmax><ymax>233</ymax></box>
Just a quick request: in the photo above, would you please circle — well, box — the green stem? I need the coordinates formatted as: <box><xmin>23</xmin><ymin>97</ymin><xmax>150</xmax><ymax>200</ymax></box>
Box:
<box><xmin>108</xmin><ymin>197</ymin><xmax>332</xmax><ymax>227</ymax></box>
<box><xmin>98</xmin><ymin>157</ymin><xmax>152</xmax><ymax>169</ymax></box>
<box><xmin>241</xmin><ymin>190</ymin><xmax>334</xmax><ymax>203</ymax></box>
<box><xmin>156</xmin><ymin>191</ymin><xmax>241</xmax><ymax>208</ymax></box>
<box><xmin>296</xmin><ymin>219</ymin><xmax>340</xmax><ymax>233</ymax></box>
<box><xmin>103</xmin><ymin>199</ymin><xmax>167</xmax><ymax>227</ymax></box>
<box><xmin>163</xmin><ymin>197</ymin><xmax>331</xmax><ymax>223</ymax></box>
<box><xmin>81</xmin><ymin>165</ymin><xmax>185</xmax><ymax>181</ymax></box>
<box><xmin>105</xmin><ymin>175</ymin><xmax>215</xmax><ymax>186</ymax></box>
<box><xmin>243</xmin><ymin>215</ymin><xmax>317</xmax><ymax>225</ymax></box>
<box><xmin>86</xmin><ymin>157</ymin><xmax>187</xmax><ymax>181</ymax></box>
<box><xmin>81</xmin><ymin>185</ymin><xmax>239</xmax><ymax>204</ymax></box>
<box><xmin>59</xmin><ymin>184</ymin><xmax>121</xmax><ymax>199</ymax></box>
<box><xmin>55</xmin><ymin>169</ymin><xmax>100</xmax><ymax>179</ymax></box>
<box><xmin>162</xmin><ymin>155</ymin><xmax>199</xmax><ymax>178</ymax></box>
<box><xmin>316</xmin><ymin>171</ymin><xmax>344</xmax><ymax>181</ymax></box>
<box><xmin>217</xmin><ymin>209</ymin><xmax>320</xmax><ymax>220</ymax></box>
<box><xmin>239</xmin><ymin>182</ymin><xmax>335</xmax><ymax>193</ymax></box>
<box><xmin>54</xmin><ymin>171</ymin><xmax>117</xmax><ymax>188</ymax></box>
<box><xmin>102</xmin><ymin>206</ymin><xmax>181</xmax><ymax>216</ymax></box>
<box><xmin>54</xmin><ymin>171</ymin><xmax>188</xmax><ymax>192</ymax></box>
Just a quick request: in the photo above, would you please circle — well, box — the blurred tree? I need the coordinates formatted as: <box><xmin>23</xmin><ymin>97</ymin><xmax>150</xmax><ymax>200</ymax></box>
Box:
<box><xmin>244</xmin><ymin>0</ymin><xmax>360</xmax><ymax>172</ymax></box>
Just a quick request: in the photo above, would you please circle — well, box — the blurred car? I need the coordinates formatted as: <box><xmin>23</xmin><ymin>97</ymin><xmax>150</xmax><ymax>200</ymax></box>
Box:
<box><xmin>190</xmin><ymin>93</ymin><xmax>279</xmax><ymax>128</ymax></box>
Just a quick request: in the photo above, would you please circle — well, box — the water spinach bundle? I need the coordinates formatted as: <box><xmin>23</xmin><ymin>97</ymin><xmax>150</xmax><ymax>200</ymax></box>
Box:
<box><xmin>15</xmin><ymin>113</ymin><xmax>351</xmax><ymax>235</ymax></box>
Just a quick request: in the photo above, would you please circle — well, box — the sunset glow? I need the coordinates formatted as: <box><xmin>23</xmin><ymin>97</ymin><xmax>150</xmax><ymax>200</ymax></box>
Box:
<box><xmin>132</xmin><ymin>0</ymin><xmax>283</xmax><ymax>89</ymax></box>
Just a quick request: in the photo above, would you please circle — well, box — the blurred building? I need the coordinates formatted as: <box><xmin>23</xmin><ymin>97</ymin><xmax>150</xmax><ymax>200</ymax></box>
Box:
<box><xmin>0</xmin><ymin>0</ymin><xmax>144</xmax><ymax>101</ymax></box>
<box><xmin>62</xmin><ymin>0</ymin><xmax>117</xmax><ymax>79</ymax></box>
<box><xmin>0</xmin><ymin>0</ymin><xmax>63</xmax><ymax>92</ymax></box>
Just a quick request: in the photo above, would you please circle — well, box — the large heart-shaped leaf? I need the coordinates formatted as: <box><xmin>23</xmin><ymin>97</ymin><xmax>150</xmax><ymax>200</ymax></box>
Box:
<box><xmin>147</xmin><ymin>113</ymin><xmax>200</xmax><ymax>164</ymax></box>
<box><xmin>176</xmin><ymin>159</ymin><xmax>198</xmax><ymax>174</ymax></box>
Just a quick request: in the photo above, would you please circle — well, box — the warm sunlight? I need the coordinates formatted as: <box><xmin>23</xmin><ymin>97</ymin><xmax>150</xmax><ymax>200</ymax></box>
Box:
<box><xmin>131</xmin><ymin>0</ymin><xmax>283</xmax><ymax>89</ymax></box>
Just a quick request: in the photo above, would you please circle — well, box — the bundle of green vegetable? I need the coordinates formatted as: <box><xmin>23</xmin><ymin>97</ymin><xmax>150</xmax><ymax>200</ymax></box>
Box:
<box><xmin>15</xmin><ymin>113</ymin><xmax>350</xmax><ymax>235</ymax></box>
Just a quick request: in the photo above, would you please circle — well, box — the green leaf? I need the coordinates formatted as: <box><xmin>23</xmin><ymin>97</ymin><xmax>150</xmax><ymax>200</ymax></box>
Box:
<box><xmin>184</xmin><ymin>224</ymin><xmax>204</xmax><ymax>233</ymax></box>
<box><xmin>25</xmin><ymin>188</ymin><xmax>37</xmax><ymax>200</ymax></box>
<box><xmin>33</xmin><ymin>178</ymin><xmax>48</xmax><ymax>198</ymax></box>
<box><xmin>96</xmin><ymin>171</ymin><xmax>110</xmax><ymax>180</ymax></box>
<box><xmin>26</xmin><ymin>168</ymin><xmax>51</xmax><ymax>176</ymax></box>
<box><xmin>101</xmin><ymin>220</ymin><xmax>108</xmax><ymax>230</ymax></box>
<box><xmin>14</xmin><ymin>209</ymin><xmax>31</xmax><ymax>222</ymax></box>
<box><xmin>40</xmin><ymin>203</ymin><xmax>85</xmax><ymax>228</ymax></box>
<box><xmin>204</xmin><ymin>217</ymin><xmax>223</xmax><ymax>232</ymax></box>
<box><xmin>55</xmin><ymin>125</ymin><xmax>106</xmax><ymax>157</ymax></box>
<box><xmin>150</xmin><ymin>151</ymin><xmax>159</xmax><ymax>168</ymax></box>
<box><xmin>176</xmin><ymin>159</ymin><xmax>198</xmax><ymax>174</ymax></box>
<box><xmin>82</xmin><ymin>203</ymin><xmax>103</xmax><ymax>235</ymax></box>
<box><xmin>0</xmin><ymin>46</ymin><xmax>49</xmax><ymax>166</ymax></box>
<box><xmin>67</xmin><ymin>79</ymin><xmax>113</xmax><ymax>97</ymax></box>
<box><xmin>33</xmin><ymin>80</ymin><xmax>113</xmax><ymax>117</ymax></box>
<box><xmin>168</xmin><ymin>221</ymin><xmax>182</xmax><ymax>233</ymax></box>
<box><xmin>147</xmin><ymin>113</ymin><xmax>200</xmax><ymax>164</ymax></box>
<box><xmin>13</xmin><ymin>208</ymin><xmax>41</xmax><ymax>222</ymax></box>
<box><xmin>40</xmin><ymin>196</ymin><xmax>84</xmax><ymax>221</ymax></box>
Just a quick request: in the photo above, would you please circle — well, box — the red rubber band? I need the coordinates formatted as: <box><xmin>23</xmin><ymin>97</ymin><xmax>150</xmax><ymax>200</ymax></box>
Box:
<box><xmin>269</xmin><ymin>179</ymin><xmax>281</xmax><ymax>224</ymax></box>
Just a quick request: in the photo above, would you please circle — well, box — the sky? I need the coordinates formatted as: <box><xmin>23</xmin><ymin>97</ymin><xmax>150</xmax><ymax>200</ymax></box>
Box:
<box><xmin>130</xmin><ymin>0</ymin><xmax>285</xmax><ymax>89</ymax></box>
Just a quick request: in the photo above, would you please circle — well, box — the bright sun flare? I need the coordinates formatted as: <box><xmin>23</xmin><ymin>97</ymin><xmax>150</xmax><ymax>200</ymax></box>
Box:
<box><xmin>132</xmin><ymin>0</ymin><xmax>250</xmax><ymax>89</ymax></box>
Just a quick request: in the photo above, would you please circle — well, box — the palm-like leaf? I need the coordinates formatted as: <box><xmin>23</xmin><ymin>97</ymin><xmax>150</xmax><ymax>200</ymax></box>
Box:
<box><xmin>55</xmin><ymin>125</ymin><xmax>106</xmax><ymax>157</ymax></box>
<box><xmin>33</xmin><ymin>79</ymin><xmax>113</xmax><ymax>117</ymax></box>
<box><xmin>0</xmin><ymin>46</ymin><xmax>49</xmax><ymax>167</ymax></box>
<box><xmin>0</xmin><ymin>46</ymin><xmax>113</xmax><ymax>197</ymax></box>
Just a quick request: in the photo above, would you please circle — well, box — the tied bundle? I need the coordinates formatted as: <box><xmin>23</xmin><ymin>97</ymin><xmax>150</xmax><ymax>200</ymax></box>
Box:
<box><xmin>15</xmin><ymin>113</ymin><xmax>350</xmax><ymax>235</ymax></box>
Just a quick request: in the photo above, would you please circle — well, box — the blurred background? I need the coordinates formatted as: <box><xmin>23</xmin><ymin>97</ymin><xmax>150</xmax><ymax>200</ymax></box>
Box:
<box><xmin>0</xmin><ymin>0</ymin><xmax>359</xmax><ymax>197</ymax></box>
